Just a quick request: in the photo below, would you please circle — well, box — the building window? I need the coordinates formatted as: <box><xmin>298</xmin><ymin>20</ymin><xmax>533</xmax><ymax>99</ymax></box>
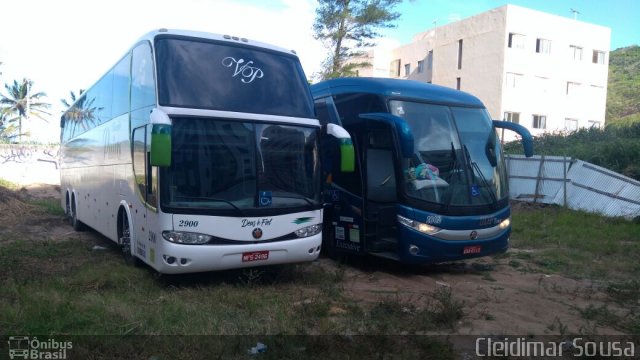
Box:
<box><xmin>564</xmin><ymin>118</ymin><xmax>578</xmax><ymax>131</ymax></box>
<box><xmin>588</xmin><ymin>120</ymin><xmax>601</xmax><ymax>128</ymax></box>
<box><xmin>404</xmin><ymin>63</ymin><xmax>411</xmax><ymax>76</ymax></box>
<box><xmin>536</xmin><ymin>38</ymin><xmax>551</xmax><ymax>54</ymax></box>
<box><xmin>590</xmin><ymin>84</ymin><xmax>604</xmax><ymax>97</ymax></box>
<box><xmin>427</xmin><ymin>50</ymin><xmax>433</xmax><ymax>70</ymax></box>
<box><xmin>535</xmin><ymin>76</ymin><xmax>549</xmax><ymax>93</ymax></box>
<box><xmin>456</xmin><ymin>77</ymin><xmax>461</xmax><ymax>90</ymax></box>
<box><xmin>570</xmin><ymin>45</ymin><xmax>583</xmax><ymax>60</ymax></box>
<box><xmin>417</xmin><ymin>60</ymin><xmax>424</xmax><ymax>73</ymax></box>
<box><xmin>457</xmin><ymin>39</ymin><xmax>463</xmax><ymax>69</ymax></box>
<box><xmin>504</xmin><ymin>112</ymin><xmax>520</xmax><ymax>124</ymax></box>
<box><xmin>505</xmin><ymin>72</ymin><xmax>523</xmax><ymax>88</ymax></box>
<box><xmin>389</xmin><ymin>59</ymin><xmax>401</xmax><ymax>77</ymax></box>
<box><xmin>566</xmin><ymin>81</ymin><xmax>581</xmax><ymax>96</ymax></box>
<box><xmin>592</xmin><ymin>50</ymin><xmax>605</xmax><ymax>64</ymax></box>
<box><xmin>532</xmin><ymin>114</ymin><xmax>547</xmax><ymax>129</ymax></box>
<box><xmin>508</xmin><ymin>33</ymin><xmax>525</xmax><ymax>49</ymax></box>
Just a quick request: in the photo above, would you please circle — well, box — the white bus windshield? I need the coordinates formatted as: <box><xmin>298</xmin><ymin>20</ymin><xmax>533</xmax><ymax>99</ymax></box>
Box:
<box><xmin>161</xmin><ymin>118</ymin><xmax>320</xmax><ymax>212</ymax></box>
<box><xmin>155</xmin><ymin>36</ymin><xmax>314</xmax><ymax>118</ymax></box>
<box><xmin>389</xmin><ymin>100</ymin><xmax>508</xmax><ymax>207</ymax></box>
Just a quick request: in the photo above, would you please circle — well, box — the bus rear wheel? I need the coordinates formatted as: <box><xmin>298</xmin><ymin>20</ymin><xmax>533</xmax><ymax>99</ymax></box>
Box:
<box><xmin>70</xmin><ymin>198</ymin><xmax>85</xmax><ymax>231</ymax></box>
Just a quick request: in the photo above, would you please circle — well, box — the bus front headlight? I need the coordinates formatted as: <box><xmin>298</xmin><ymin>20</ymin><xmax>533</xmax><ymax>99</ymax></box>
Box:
<box><xmin>162</xmin><ymin>231</ymin><xmax>212</xmax><ymax>244</ymax></box>
<box><xmin>499</xmin><ymin>217</ymin><xmax>511</xmax><ymax>229</ymax></box>
<box><xmin>295</xmin><ymin>224</ymin><xmax>322</xmax><ymax>238</ymax></box>
<box><xmin>397</xmin><ymin>215</ymin><xmax>441</xmax><ymax>235</ymax></box>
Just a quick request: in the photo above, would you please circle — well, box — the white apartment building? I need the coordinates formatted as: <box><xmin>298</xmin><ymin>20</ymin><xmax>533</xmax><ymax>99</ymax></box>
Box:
<box><xmin>356</xmin><ymin>4</ymin><xmax>611</xmax><ymax>138</ymax></box>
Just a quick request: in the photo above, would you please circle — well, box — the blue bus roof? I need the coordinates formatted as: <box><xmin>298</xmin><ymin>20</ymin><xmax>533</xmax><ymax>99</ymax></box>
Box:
<box><xmin>310</xmin><ymin>77</ymin><xmax>485</xmax><ymax>108</ymax></box>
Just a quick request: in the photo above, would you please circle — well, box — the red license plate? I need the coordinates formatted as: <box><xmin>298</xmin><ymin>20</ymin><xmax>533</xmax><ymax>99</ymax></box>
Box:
<box><xmin>463</xmin><ymin>246</ymin><xmax>482</xmax><ymax>255</ymax></box>
<box><xmin>242</xmin><ymin>251</ymin><xmax>269</xmax><ymax>262</ymax></box>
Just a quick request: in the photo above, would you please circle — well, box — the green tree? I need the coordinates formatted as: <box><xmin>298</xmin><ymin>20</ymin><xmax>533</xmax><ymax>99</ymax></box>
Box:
<box><xmin>0</xmin><ymin>111</ymin><xmax>12</xmax><ymax>142</ymax></box>
<box><xmin>0</xmin><ymin>78</ymin><xmax>51</xmax><ymax>142</ymax></box>
<box><xmin>313</xmin><ymin>0</ymin><xmax>401</xmax><ymax>80</ymax></box>
<box><xmin>606</xmin><ymin>45</ymin><xmax>640</xmax><ymax>127</ymax></box>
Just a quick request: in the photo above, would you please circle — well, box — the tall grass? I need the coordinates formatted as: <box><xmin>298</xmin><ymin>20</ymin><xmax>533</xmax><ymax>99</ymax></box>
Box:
<box><xmin>510</xmin><ymin>204</ymin><xmax>640</xmax><ymax>280</ymax></box>
<box><xmin>0</xmin><ymin>235</ymin><xmax>456</xmax><ymax>358</ymax></box>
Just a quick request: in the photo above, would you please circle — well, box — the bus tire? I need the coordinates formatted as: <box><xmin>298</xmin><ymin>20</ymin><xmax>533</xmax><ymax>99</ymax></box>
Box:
<box><xmin>321</xmin><ymin>213</ymin><xmax>339</xmax><ymax>260</ymax></box>
<box><xmin>65</xmin><ymin>193</ymin><xmax>71</xmax><ymax>220</ymax></box>
<box><xmin>70</xmin><ymin>196</ymin><xmax>85</xmax><ymax>231</ymax></box>
<box><xmin>119</xmin><ymin>210</ymin><xmax>141</xmax><ymax>267</ymax></box>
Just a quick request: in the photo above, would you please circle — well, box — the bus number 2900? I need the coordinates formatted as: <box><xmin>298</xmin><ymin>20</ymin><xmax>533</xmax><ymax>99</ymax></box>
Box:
<box><xmin>178</xmin><ymin>220</ymin><xmax>199</xmax><ymax>228</ymax></box>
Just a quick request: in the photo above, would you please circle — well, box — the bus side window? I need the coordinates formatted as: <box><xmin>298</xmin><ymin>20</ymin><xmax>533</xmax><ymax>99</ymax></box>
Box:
<box><xmin>145</xmin><ymin>125</ymin><xmax>158</xmax><ymax>208</ymax></box>
<box><xmin>131</xmin><ymin>41</ymin><xmax>156</xmax><ymax>112</ymax></box>
<box><xmin>132</xmin><ymin>127</ymin><xmax>147</xmax><ymax>202</ymax></box>
<box><xmin>132</xmin><ymin>125</ymin><xmax>158</xmax><ymax>209</ymax></box>
<box><xmin>314</xmin><ymin>97</ymin><xmax>340</xmax><ymax>126</ymax></box>
<box><xmin>131</xmin><ymin>42</ymin><xmax>157</xmax><ymax>130</ymax></box>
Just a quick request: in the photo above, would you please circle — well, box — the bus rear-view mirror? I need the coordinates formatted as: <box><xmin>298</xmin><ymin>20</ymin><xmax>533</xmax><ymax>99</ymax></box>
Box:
<box><xmin>492</xmin><ymin>120</ymin><xmax>534</xmax><ymax>157</ymax></box>
<box><xmin>150</xmin><ymin>124</ymin><xmax>172</xmax><ymax>167</ymax></box>
<box><xmin>325</xmin><ymin>123</ymin><xmax>355</xmax><ymax>172</ymax></box>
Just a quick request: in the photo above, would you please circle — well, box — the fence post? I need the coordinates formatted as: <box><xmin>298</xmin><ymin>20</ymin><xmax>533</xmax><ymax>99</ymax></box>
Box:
<box><xmin>563</xmin><ymin>155</ymin><xmax>567</xmax><ymax>207</ymax></box>
<box><xmin>534</xmin><ymin>155</ymin><xmax>545</xmax><ymax>204</ymax></box>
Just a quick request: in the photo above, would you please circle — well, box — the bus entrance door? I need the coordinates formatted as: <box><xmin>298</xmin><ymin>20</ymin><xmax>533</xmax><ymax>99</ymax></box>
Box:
<box><xmin>364</xmin><ymin>129</ymin><xmax>399</xmax><ymax>260</ymax></box>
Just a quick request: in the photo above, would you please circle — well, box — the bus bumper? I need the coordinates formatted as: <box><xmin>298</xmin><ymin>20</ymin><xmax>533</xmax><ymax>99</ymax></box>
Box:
<box><xmin>396</xmin><ymin>227</ymin><xmax>510</xmax><ymax>264</ymax></box>
<box><xmin>154</xmin><ymin>234</ymin><xmax>322</xmax><ymax>274</ymax></box>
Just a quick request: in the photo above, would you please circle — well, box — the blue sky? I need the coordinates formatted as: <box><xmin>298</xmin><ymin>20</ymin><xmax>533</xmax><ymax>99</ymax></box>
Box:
<box><xmin>388</xmin><ymin>0</ymin><xmax>638</xmax><ymax>50</ymax></box>
<box><xmin>0</xmin><ymin>0</ymin><xmax>637</xmax><ymax>143</ymax></box>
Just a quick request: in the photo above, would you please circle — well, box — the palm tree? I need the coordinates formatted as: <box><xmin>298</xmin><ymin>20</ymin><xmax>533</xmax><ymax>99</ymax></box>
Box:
<box><xmin>60</xmin><ymin>89</ymin><xmax>84</xmax><ymax>109</ymax></box>
<box><xmin>0</xmin><ymin>78</ymin><xmax>51</xmax><ymax>142</ymax></box>
<box><xmin>0</xmin><ymin>111</ymin><xmax>10</xmax><ymax>141</ymax></box>
<box><xmin>61</xmin><ymin>89</ymin><xmax>100</xmax><ymax>130</ymax></box>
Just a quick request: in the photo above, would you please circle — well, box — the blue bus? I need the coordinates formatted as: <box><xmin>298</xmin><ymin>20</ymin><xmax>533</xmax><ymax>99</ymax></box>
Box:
<box><xmin>311</xmin><ymin>77</ymin><xmax>533</xmax><ymax>264</ymax></box>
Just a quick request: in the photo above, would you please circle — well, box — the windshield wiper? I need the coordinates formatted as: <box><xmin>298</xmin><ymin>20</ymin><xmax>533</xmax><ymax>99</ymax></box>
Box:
<box><xmin>271</xmin><ymin>192</ymin><xmax>319</xmax><ymax>209</ymax></box>
<box><xmin>463</xmin><ymin>145</ymin><xmax>497</xmax><ymax>204</ymax></box>
<box><xmin>174</xmin><ymin>196</ymin><xmax>245</xmax><ymax>214</ymax></box>
<box><xmin>443</xmin><ymin>142</ymin><xmax>460</xmax><ymax>209</ymax></box>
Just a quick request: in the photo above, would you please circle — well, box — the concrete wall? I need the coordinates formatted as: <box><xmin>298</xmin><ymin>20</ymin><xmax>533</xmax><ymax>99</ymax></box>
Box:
<box><xmin>502</xmin><ymin>5</ymin><xmax>610</xmax><ymax>137</ymax></box>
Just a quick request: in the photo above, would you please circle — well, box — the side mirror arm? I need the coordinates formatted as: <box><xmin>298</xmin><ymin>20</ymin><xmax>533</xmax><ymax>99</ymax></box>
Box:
<box><xmin>493</xmin><ymin>120</ymin><xmax>534</xmax><ymax>157</ymax></box>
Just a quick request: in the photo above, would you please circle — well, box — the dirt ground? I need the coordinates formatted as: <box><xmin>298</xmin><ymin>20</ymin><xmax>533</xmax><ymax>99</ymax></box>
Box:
<box><xmin>319</xmin><ymin>256</ymin><xmax>622</xmax><ymax>336</ymax></box>
<box><xmin>0</xmin><ymin>176</ymin><xmax>626</xmax><ymax>338</ymax></box>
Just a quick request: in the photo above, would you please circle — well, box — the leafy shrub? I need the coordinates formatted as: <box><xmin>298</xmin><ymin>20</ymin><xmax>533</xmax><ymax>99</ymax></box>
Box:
<box><xmin>504</xmin><ymin>123</ymin><xmax>640</xmax><ymax>180</ymax></box>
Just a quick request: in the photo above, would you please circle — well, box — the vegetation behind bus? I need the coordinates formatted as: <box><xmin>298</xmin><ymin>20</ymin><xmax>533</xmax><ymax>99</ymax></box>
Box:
<box><xmin>503</xmin><ymin>122</ymin><xmax>640</xmax><ymax>181</ymax></box>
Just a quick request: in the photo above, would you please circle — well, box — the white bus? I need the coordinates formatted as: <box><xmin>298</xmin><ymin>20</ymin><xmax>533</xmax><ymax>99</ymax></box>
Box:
<box><xmin>60</xmin><ymin>29</ymin><xmax>354</xmax><ymax>274</ymax></box>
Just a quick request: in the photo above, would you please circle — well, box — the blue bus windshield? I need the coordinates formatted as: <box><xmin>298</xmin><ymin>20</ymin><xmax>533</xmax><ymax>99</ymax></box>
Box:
<box><xmin>389</xmin><ymin>100</ymin><xmax>508</xmax><ymax>206</ymax></box>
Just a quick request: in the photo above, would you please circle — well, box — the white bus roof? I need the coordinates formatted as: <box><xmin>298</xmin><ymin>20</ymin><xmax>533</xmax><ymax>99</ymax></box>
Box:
<box><xmin>136</xmin><ymin>28</ymin><xmax>299</xmax><ymax>56</ymax></box>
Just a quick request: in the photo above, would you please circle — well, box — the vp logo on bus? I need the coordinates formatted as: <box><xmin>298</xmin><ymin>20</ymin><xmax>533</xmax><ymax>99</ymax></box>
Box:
<box><xmin>222</xmin><ymin>57</ymin><xmax>264</xmax><ymax>83</ymax></box>
<box><xmin>259</xmin><ymin>191</ymin><xmax>272</xmax><ymax>207</ymax></box>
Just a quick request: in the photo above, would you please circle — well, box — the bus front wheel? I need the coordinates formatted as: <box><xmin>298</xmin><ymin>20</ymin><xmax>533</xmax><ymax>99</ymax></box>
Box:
<box><xmin>321</xmin><ymin>213</ymin><xmax>339</xmax><ymax>260</ymax></box>
<box><xmin>119</xmin><ymin>211</ymin><xmax>141</xmax><ymax>267</ymax></box>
